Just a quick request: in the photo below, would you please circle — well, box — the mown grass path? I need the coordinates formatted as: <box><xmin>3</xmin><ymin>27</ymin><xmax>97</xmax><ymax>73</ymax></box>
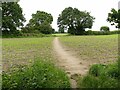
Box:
<box><xmin>53</xmin><ymin>37</ymin><xmax>89</xmax><ymax>88</ymax></box>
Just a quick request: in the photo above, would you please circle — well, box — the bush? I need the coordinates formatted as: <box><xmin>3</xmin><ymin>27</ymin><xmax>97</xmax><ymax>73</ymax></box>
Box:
<box><xmin>21</xmin><ymin>33</ymin><xmax>45</xmax><ymax>37</ymax></box>
<box><xmin>78</xmin><ymin>62</ymin><xmax>119</xmax><ymax>88</ymax></box>
<box><xmin>100</xmin><ymin>26</ymin><xmax>110</xmax><ymax>32</ymax></box>
<box><xmin>38</xmin><ymin>23</ymin><xmax>53</xmax><ymax>34</ymax></box>
<box><xmin>86</xmin><ymin>30</ymin><xmax>94</xmax><ymax>35</ymax></box>
<box><xmin>78</xmin><ymin>75</ymin><xmax>99</xmax><ymax>88</ymax></box>
<box><xmin>2</xmin><ymin>59</ymin><xmax>70</xmax><ymax>89</ymax></box>
<box><xmin>84</xmin><ymin>30</ymin><xmax>120</xmax><ymax>35</ymax></box>
<box><xmin>89</xmin><ymin>64</ymin><xmax>106</xmax><ymax>77</ymax></box>
<box><xmin>106</xmin><ymin>63</ymin><xmax>119</xmax><ymax>79</ymax></box>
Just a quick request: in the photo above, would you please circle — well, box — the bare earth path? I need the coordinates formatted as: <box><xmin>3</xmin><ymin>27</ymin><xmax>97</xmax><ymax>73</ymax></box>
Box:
<box><xmin>53</xmin><ymin>37</ymin><xmax>89</xmax><ymax>88</ymax></box>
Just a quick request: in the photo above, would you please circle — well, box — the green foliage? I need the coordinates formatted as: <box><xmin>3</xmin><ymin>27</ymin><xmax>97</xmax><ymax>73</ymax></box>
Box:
<box><xmin>85</xmin><ymin>30</ymin><xmax>120</xmax><ymax>35</ymax></box>
<box><xmin>106</xmin><ymin>63</ymin><xmax>119</xmax><ymax>79</ymax></box>
<box><xmin>57</xmin><ymin>7</ymin><xmax>95</xmax><ymax>35</ymax></box>
<box><xmin>59</xmin><ymin>26</ymin><xmax>64</xmax><ymax>33</ymax></box>
<box><xmin>25</xmin><ymin>11</ymin><xmax>53</xmax><ymax>34</ymax></box>
<box><xmin>100</xmin><ymin>26</ymin><xmax>110</xmax><ymax>32</ymax></box>
<box><xmin>78</xmin><ymin>75</ymin><xmax>99</xmax><ymax>88</ymax></box>
<box><xmin>38</xmin><ymin>22</ymin><xmax>53</xmax><ymax>34</ymax></box>
<box><xmin>78</xmin><ymin>63</ymin><xmax>119</xmax><ymax>88</ymax></box>
<box><xmin>2</xmin><ymin>2</ymin><xmax>25</xmax><ymax>35</ymax></box>
<box><xmin>20</xmin><ymin>33</ymin><xmax>46</xmax><ymax>38</ymax></box>
<box><xmin>52</xmin><ymin>28</ymin><xmax>55</xmax><ymax>34</ymax></box>
<box><xmin>2</xmin><ymin>59</ymin><xmax>70</xmax><ymax>89</ymax></box>
<box><xmin>89</xmin><ymin>64</ymin><xmax>106</xmax><ymax>77</ymax></box>
<box><xmin>107</xmin><ymin>8</ymin><xmax>120</xmax><ymax>29</ymax></box>
<box><xmin>86</xmin><ymin>30</ymin><xmax>94</xmax><ymax>35</ymax></box>
<box><xmin>110</xmin><ymin>30</ymin><xmax>120</xmax><ymax>34</ymax></box>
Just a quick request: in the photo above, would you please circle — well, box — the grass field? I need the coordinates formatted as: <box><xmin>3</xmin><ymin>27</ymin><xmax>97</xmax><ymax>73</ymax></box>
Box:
<box><xmin>2</xmin><ymin>34</ymin><xmax>119</xmax><ymax>88</ymax></box>
<box><xmin>2</xmin><ymin>37</ymin><xmax>70</xmax><ymax>89</ymax></box>
<box><xmin>2</xmin><ymin>37</ymin><xmax>54</xmax><ymax>71</ymax></box>
<box><xmin>52</xmin><ymin>33</ymin><xmax>69</xmax><ymax>37</ymax></box>
<box><xmin>59</xmin><ymin>34</ymin><xmax>118</xmax><ymax>88</ymax></box>
<box><xmin>60</xmin><ymin>35</ymin><xmax>118</xmax><ymax>64</ymax></box>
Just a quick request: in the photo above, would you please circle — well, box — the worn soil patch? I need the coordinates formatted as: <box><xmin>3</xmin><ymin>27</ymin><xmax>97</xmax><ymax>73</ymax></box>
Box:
<box><xmin>53</xmin><ymin>37</ymin><xmax>89</xmax><ymax>88</ymax></box>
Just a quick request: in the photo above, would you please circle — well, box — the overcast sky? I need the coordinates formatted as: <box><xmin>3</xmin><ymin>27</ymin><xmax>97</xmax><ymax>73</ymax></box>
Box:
<box><xmin>19</xmin><ymin>0</ymin><xmax>119</xmax><ymax>31</ymax></box>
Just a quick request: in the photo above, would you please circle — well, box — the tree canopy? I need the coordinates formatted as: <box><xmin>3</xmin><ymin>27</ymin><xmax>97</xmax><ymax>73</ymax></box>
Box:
<box><xmin>2</xmin><ymin>2</ymin><xmax>25</xmax><ymax>35</ymax></box>
<box><xmin>100</xmin><ymin>26</ymin><xmax>110</xmax><ymax>32</ymax></box>
<box><xmin>107</xmin><ymin>8</ymin><xmax>120</xmax><ymax>29</ymax></box>
<box><xmin>57</xmin><ymin>7</ymin><xmax>95</xmax><ymax>35</ymax></box>
<box><xmin>26</xmin><ymin>11</ymin><xmax>53</xmax><ymax>34</ymax></box>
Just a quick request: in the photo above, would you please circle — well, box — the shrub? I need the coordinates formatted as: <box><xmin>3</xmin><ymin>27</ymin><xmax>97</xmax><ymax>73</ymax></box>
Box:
<box><xmin>78</xmin><ymin>62</ymin><xmax>119</xmax><ymax>88</ymax></box>
<box><xmin>89</xmin><ymin>64</ymin><xmax>106</xmax><ymax>77</ymax></box>
<box><xmin>86</xmin><ymin>30</ymin><xmax>94</xmax><ymax>35</ymax></box>
<box><xmin>106</xmin><ymin>63</ymin><xmax>119</xmax><ymax>79</ymax></box>
<box><xmin>100</xmin><ymin>26</ymin><xmax>110</xmax><ymax>32</ymax></box>
<box><xmin>78</xmin><ymin>75</ymin><xmax>99</xmax><ymax>88</ymax></box>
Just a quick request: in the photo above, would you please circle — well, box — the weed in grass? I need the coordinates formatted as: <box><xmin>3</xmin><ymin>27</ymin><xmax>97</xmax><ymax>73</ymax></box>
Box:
<box><xmin>2</xmin><ymin>58</ymin><xmax>71</xmax><ymax>89</ymax></box>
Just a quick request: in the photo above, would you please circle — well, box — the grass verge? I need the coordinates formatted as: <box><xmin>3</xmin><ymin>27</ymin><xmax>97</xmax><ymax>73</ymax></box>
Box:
<box><xmin>77</xmin><ymin>62</ymin><xmax>119</xmax><ymax>88</ymax></box>
<box><xmin>2</xmin><ymin>58</ymin><xmax>70</xmax><ymax>89</ymax></box>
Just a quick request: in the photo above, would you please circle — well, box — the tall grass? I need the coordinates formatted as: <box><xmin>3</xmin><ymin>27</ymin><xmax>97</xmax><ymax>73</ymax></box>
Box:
<box><xmin>2</xmin><ymin>58</ymin><xmax>70</xmax><ymax>89</ymax></box>
<box><xmin>77</xmin><ymin>62</ymin><xmax>119</xmax><ymax>88</ymax></box>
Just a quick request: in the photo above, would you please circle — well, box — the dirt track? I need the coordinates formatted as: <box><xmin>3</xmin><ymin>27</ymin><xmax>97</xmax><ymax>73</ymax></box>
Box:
<box><xmin>53</xmin><ymin>37</ymin><xmax>89</xmax><ymax>88</ymax></box>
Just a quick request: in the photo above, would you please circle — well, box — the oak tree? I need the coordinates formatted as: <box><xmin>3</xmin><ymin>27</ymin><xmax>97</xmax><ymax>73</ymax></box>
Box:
<box><xmin>2</xmin><ymin>2</ymin><xmax>25</xmax><ymax>35</ymax></box>
<box><xmin>57</xmin><ymin>7</ymin><xmax>95</xmax><ymax>35</ymax></box>
<box><xmin>26</xmin><ymin>11</ymin><xmax>53</xmax><ymax>34</ymax></box>
<box><xmin>107</xmin><ymin>8</ymin><xmax>120</xmax><ymax>29</ymax></box>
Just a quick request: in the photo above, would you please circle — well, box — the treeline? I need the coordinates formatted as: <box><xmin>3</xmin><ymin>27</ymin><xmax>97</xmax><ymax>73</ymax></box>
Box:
<box><xmin>58</xmin><ymin>7</ymin><xmax>120</xmax><ymax>35</ymax></box>
<box><xmin>84</xmin><ymin>30</ymin><xmax>120</xmax><ymax>35</ymax></box>
<box><xmin>1</xmin><ymin>2</ymin><xmax>55</xmax><ymax>37</ymax></box>
<box><xmin>1</xmin><ymin>1</ymin><xmax>120</xmax><ymax>37</ymax></box>
<box><xmin>77</xmin><ymin>30</ymin><xmax>120</xmax><ymax>36</ymax></box>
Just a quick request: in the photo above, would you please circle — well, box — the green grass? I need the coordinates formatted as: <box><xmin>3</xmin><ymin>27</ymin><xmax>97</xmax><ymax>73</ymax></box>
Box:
<box><xmin>60</xmin><ymin>34</ymin><xmax>119</xmax><ymax>88</ymax></box>
<box><xmin>2</xmin><ymin>58</ymin><xmax>70</xmax><ymax>89</ymax></box>
<box><xmin>60</xmin><ymin>35</ymin><xmax>118</xmax><ymax>64</ymax></box>
<box><xmin>52</xmin><ymin>33</ymin><xmax>69</xmax><ymax>37</ymax></box>
<box><xmin>77</xmin><ymin>62</ymin><xmax>119</xmax><ymax>88</ymax></box>
<box><xmin>2</xmin><ymin>37</ymin><xmax>54</xmax><ymax>71</ymax></box>
<box><xmin>2</xmin><ymin>37</ymin><xmax>71</xmax><ymax>88</ymax></box>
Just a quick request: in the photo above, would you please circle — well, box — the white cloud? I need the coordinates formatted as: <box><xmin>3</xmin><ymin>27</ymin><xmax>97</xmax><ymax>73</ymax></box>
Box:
<box><xmin>19</xmin><ymin>0</ymin><xmax>119</xmax><ymax>31</ymax></box>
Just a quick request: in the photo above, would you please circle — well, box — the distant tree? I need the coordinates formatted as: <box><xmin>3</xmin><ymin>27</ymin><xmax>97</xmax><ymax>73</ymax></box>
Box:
<box><xmin>57</xmin><ymin>7</ymin><xmax>95</xmax><ymax>35</ymax></box>
<box><xmin>2</xmin><ymin>2</ymin><xmax>25</xmax><ymax>35</ymax></box>
<box><xmin>26</xmin><ymin>11</ymin><xmax>53</xmax><ymax>34</ymax></box>
<box><xmin>38</xmin><ymin>22</ymin><xmax>53</xmax><ymax>34</ymax></box>
<box><xmin>0</xmin><ymin>5</ymin><xmax>2</xmax><ymax>36</ymax></box>
<box><xmin>100</xmin><ymin>26</ymin><xmax>110</xmax><ymax>32</ymax></box>
<box><xmin>107</xmin><ymin>8</ymin><xmax>120</xmax><ymax>29</ymax></box>
<box><xmin>86</xmin><ymin>30</ymin><xmax>94</xmax><ymax>35</ymax></box>
<box><xmin>52</xmin><ymin>28</ymin><xmax>55</xmax><ymax>33</ymax></box>
<box><xmin>0</xmin><ymin>4</ymin><xmax>2</xmax><ymax>28</ymax></box>
<box><xmin>59</xmin><ymin>26</ymin><xmax>64</xmax><ymax>33</ymax></box>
